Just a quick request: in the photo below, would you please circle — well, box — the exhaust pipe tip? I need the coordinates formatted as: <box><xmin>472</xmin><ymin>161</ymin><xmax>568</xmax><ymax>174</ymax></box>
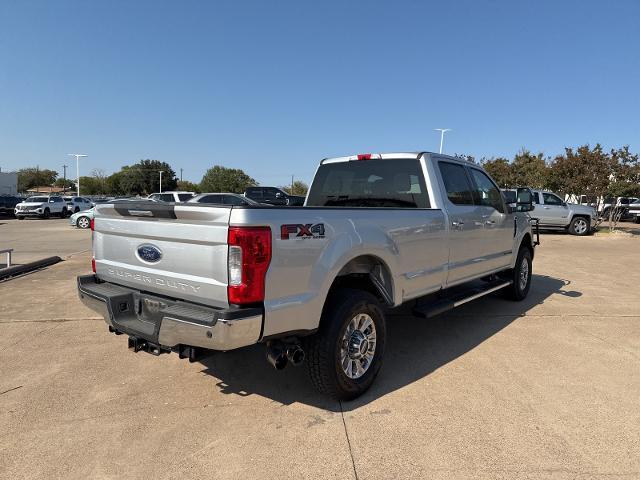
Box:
<box><xmin>266</xmin><ymin>345</ymin><xmax>288</xmax><ymax>370</ymax></box>
<box><xmin>286</xmin><ymin>346</ymin><xmax>305</xmax><ymax>367</ymax></box>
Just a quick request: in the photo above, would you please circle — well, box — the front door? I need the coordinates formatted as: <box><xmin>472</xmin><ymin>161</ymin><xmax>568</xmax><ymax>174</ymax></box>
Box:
<box><xmin>467</xmin><ymin>167</ymin><xmax>513</xmax><ymax>271</ymax></box>
<box><xmin>539</xmin><ymin>192</ymin><xmax>568</xmax><ymax>226</ymax></box>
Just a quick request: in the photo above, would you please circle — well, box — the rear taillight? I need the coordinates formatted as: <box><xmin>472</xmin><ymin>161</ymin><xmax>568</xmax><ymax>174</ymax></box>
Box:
<box><xmin>90</xmin><ymin>218</ymin><xmax>95</xmax><ymax>231</ymax></box>
<box><xmin>227</xmin><ymin>226</ymin><xmax>272</xmax><ymax>305</ymax></box>
<box><xmin>91</xmin><ymin>256</ymin><xmax>96</xmax><ymax>273</ymax></box>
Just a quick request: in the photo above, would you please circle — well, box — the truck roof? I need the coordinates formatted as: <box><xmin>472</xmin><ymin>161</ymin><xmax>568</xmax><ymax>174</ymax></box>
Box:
<box><xmin>320</xmin><ymin>152</ymin><xmax>465</xmax><ymax>164</ymax></box>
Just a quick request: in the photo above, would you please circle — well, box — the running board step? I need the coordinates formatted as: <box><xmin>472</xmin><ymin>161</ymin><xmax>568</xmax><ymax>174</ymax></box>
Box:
<box><xmin>412</xmin><ymin>280</ymin><xmax>512</xmax><ymax>319</ymax></box>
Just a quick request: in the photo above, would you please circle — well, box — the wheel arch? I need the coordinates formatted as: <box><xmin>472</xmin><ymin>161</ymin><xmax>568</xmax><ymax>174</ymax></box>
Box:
<box><xmin>326</xmin><ymin>254</ymin><xmax>395</xmax><ymax>308</ymax></box>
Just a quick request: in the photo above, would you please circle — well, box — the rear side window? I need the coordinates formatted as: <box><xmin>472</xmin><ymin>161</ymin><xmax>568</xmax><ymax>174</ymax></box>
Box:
<box><xmin>198</xmin><ymin>195</ymin><xmax>222</xmax><ymax>204</ymax></box>
<box><xmin>306</xmin><ymin>159</ymin><xmax>430</xmax><ymax>208</ymax></box>
<box><xmin>438</xmin><ymin>162</ymin><xmax>474</xmax><ymax>205</ymax></box>
<box><xmin>468</xmin><ymin>168</ymin><xmax>504</xmax><ymax>213</ymax></box>
<box><xmin>245</xmin><ymin>188</ymin><xmax>262</xmax><ymax>199</ymax></box>
<box><xmin>178</xmin><ymin>194</ymin><xmax>193</xmax><ymax>202</ymax></box>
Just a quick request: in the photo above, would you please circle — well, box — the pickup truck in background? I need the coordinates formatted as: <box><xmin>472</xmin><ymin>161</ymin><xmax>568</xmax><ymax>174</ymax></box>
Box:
<box><xmin>504</xmin><ymin>189</ymin><xmax>596</xmax><ymax>236</ymax></box>
<box><xmin>78</xmin><ymin>152</ymin><xmax>537</xmax><ymax>399</ymax></box>
<box><xmin>244</xmin><ymin>186</ymin><xmax>305</xmax><ymax>206</ymax></box>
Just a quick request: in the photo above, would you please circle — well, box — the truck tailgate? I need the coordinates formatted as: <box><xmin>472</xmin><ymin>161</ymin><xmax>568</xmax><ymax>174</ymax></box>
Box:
<box><xmin>93</xmin><ymin>202</ymin><xmax>231</xmax><ymax>308</ymax></box>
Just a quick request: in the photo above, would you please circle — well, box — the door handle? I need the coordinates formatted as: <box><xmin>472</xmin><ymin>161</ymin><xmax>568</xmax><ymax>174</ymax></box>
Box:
<box><xmin>451</xmin><ymin>221</ymin><xmax>464</xmax><ymax>230</ymax></box>
<box><xmin>543</xmin><ymin>206</ymin><xmax>551</xmax><ymax>209</ymax></box>
<box><xmin>485</xmin><ymin>220</ymin><xmax>496</xmax><ymax>225</ymax></box>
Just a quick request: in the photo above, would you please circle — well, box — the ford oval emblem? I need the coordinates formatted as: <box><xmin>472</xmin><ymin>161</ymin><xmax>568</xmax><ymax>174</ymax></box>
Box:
<box><xmin>137</xmin><ymin>244</ymin><xmax>162</xmax><ymax>263</ymax></box>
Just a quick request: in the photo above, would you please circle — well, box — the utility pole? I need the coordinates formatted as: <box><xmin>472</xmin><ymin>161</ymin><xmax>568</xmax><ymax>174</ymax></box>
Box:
<box><xmin>159</xmin><ymin>171</ymin><xmax>164</xmax><ymax>193</ymax></box>
<box><xmin>434</xmin><ymin>128</ymin><xmax>452</xmax><ymax>154</ymax></box>
<box><xmin>291</xmin><ymin>175</ymin><xmax>294</xmax><ymax>194</ymax></box>
<box><xmin>180</xmin><ymin>168</ymin><xmax>183</xmax><ymax>182</ymax></box>
<box><xmin>62</xmin><ymin>165</ymin><xmax>68</xmax><ymax>194</ymax></box>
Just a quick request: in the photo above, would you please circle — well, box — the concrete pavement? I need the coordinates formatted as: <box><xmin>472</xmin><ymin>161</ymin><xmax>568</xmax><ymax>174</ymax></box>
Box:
<box><xmin>0</xmin><ymin>223</ymin><xmax>638</xmax><ymax>479</ymax></box>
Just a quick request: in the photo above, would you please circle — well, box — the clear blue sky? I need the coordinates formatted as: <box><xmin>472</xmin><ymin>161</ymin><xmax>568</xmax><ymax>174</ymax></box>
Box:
<box><xmin>1</xmin><ymin>0</ymin><xmax>638</xmax><ymax>186</ymax></box>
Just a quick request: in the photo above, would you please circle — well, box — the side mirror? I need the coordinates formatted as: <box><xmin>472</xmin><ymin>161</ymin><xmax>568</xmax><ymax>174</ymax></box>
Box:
<box><xmin>516</xmin><ymin>188</ymin><xmax>534</xmax><ymax>212</ymax></box>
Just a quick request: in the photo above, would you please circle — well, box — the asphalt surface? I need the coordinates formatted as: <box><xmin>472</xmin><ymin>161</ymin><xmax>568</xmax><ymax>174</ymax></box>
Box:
<box><xmin>0</xmin><ymin>218</ymin><xmax>638</xmax><ymax>479</ymax></box>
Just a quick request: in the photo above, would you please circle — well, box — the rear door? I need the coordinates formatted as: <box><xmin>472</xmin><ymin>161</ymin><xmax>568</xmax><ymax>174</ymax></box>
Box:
<box><xmin>93</xmin><ymin>202</ymin><xmax>232</xmax><ymax>308</ymax></box>
<box><xmin>437</xmin><ymin>161</ymin><xmax>487</xmax><ymax>285</ymax></box>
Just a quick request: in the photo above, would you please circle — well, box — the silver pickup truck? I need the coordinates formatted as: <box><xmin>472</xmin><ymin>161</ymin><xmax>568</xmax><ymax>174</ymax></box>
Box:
<box><xmin>78</xmin><ymin>152</ymin><xmax>537</xmax><ymax>399</ymax></box>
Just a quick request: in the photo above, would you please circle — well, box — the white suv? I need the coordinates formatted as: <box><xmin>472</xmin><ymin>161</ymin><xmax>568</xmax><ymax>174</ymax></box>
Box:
<box><xmin>63</xmin><ymin>196</ymin><xmax>94</xmax><ymax>213</ymax></box>
<box><xmin>15</xmin><ymin>196</ymin><xmax>68</xmax><ymax>219</ymax></box>
<box><xmin>148</xmin><ymin>191</ymin><xmax>195</xmax><ymax>202</ymax></box>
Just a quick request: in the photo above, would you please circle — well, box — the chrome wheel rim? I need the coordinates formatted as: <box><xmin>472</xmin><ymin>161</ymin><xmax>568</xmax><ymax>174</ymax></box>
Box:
<box><xmin>574</xmin><ymin>219</ymin><xmax>587</xmax><ymax>234</ymax></box>
<box><xmin>340</xmin><ymin>313</ymin><xmax>377</xmax><ymax>379</ymax></box>
<box><xmin>519</xmin><ymin>257</ymin><xmax>529</xmax><ymax>290</ymax></box>
<box><xmin>78</xmin><ymin>217</ymin><xmax>89</xmax><ymax>228</ymax></box>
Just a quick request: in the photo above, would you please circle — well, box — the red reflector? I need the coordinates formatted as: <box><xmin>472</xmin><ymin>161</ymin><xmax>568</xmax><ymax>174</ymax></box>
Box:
<box><xmin>357</xmin><ymin>154</ymin><xmax>372</xmax><ymax>160</ymax></box>
<box><xmin>227</xmin><ymin>226</ymin><xmax>272</xmax><ymax>305</ymax></box>
<box><xmin>91</xmin><ymin>257</ymin><xmax>96</xmax><ymax>273</ymax></box>
<box><xmin>90</xmin><ymin>218</ymin><xmax>95</xmax><ymax>231</ymax></box>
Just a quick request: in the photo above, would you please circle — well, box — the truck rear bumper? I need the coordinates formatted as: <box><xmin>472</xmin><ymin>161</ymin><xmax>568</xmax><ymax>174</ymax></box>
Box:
<box><xmin>77</xmin><ymin>275</ymin><xmax>262</xmax><ymax>351</ymax></box>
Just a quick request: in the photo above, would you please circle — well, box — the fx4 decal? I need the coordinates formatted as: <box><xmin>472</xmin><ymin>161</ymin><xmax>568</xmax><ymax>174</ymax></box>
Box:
<box><xmin>280</xmin><ymin>223</ymin><xmax>325</xmax><ymax>240</ymax></box>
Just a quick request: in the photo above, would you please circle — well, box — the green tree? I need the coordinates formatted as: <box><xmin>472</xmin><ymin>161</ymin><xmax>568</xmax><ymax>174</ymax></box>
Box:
<box><xmin>200</xmin><ymin>166</ymin><xmax>257</xmax><ymax>193</ymax></box>
<box><xmin>481</xmin><ymin>157</ymin><xmax>513</xmax><ymax>188</ymax></box>
<box><xmin>108</xmin><ymin>160</ymin><xmax>178</xmax><ymax>195</ymax></box>
<box><xmin>281</xmin><ymin>180</ymin><xmax>309</xmax><ymax>196</ymax></box>
<box><xmin>54</xmin><ymin>178</ymin><xmax>76</xmax><ymax>190</ymax></box>
<box><xmin>17</xmin><ymin>167</ymin><xmax>58</xmax><ymax>192</ymax></box>
<box><xmin>78</xmin><ymin>176</ymin><xmax>103</xmax><ymax>195</ymax></box>
<box><xmin>176</xmin><ymin>180</ymin><xmax>200</xmax><ymax>193</ymax></box>
<box><xmin>609</xmin><ymin>146</ymin><xmax>640</xmax><ymax>197</ymax></box>
<box><xmin>511</xmin><ymin>149</ymin><xmax>548</xmax><ymax>189</ymax></box>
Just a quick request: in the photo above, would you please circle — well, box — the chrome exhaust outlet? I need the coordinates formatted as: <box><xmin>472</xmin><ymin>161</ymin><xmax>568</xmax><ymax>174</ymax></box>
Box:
<box><xmin>266</xmin><ymin>343</ymin><xmax>288</xmax><ymax>370</ymax></box>
<box><xmin>286</xmin><ymin>345</ymin><xmax>305</xmax><ymax>367</ymax></box>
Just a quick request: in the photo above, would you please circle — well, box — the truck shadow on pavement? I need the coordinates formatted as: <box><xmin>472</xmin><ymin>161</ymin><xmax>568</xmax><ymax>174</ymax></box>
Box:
<box><xmin>198</xmin><ymin>274</ymin><xmax>579</xmax><ymax>411</ymax></box>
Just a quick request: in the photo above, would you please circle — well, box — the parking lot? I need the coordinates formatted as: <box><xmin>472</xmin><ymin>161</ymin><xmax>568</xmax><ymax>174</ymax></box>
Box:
<box><xmin>1</xmin><ymin>217</ymin><xmax>639</xmax><ymax>479</ymax></box>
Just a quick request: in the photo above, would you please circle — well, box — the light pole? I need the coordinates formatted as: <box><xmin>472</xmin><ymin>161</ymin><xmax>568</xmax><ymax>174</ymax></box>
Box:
<box><xmin>434</xmin><ymin>129</ymin><xmax>452</xmax><ymax>154</ymax></box>
<box><xmin>159</xmin><ymin>171</ymin><xmax>164</xmax><ymax>193</ymax></box>
<box><xmin>67</xmin><ymin>154</ymin><xmax>88</xmax><ymax>196</ymax></box>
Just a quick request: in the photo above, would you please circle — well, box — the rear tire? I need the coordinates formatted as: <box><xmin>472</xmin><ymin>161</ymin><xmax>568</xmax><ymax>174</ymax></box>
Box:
<box><xmin>503</xmin><ymin>247</ymin><xmax>532</xmax><ymax>301</ymax></box>
<box><xmin>18</xmin><ymin>216</ymin><xmax>25</xmax><ymax>220</ymax></box>
<box><xmin>304</xmin><ymin>289</ymin><xmax>386</xmax><ymax>400</ymax></box>
<box><xmin>60</xmin><ymin>207</ymin><xmax>68</xmax><ymax>218</ymax></box>
<box><xmin>569</xmin><ymin>216</ymin><xmax>589</xmax><ymax>236</ymax></box>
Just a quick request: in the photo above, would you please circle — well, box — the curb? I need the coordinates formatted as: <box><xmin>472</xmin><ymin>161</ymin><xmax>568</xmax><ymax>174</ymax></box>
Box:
<box><xmin>0</xmin><ymin>256</ymin><xmax>62</xmax><ymax>281</ymax></box>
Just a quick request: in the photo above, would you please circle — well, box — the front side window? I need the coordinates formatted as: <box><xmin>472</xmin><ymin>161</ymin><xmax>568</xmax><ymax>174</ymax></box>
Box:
<box><xmin>306</xmin><ymin>158</ymin><xmax>430</xmax><ymax>208</ymax></box>
<box><xmin>438</xmin><ymin>162</ymin><xmax>474</xmax><ymax>206</ymax></box>
<box><xmin>542</xmin><ymin>193</ymin><xmax>563</xmax><ymax>205</ymax></box>
<box><xmin>178</xmin><ymin>194</ymin><xmax>194</xmax><ymax>202</ymax></box>
<box><xmin>469</xmin><ymin>169</ymin><xmax>504</xmax><ymax>213</ymax></box>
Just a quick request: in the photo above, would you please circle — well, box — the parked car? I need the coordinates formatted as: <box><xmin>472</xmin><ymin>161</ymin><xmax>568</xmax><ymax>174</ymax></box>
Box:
<box><xmin>503</xmin><ymin>189</ymin><xmax>596</xmax><ymax>236</ymax></box>
<box><xmin>188</xmin><ymin>193</ymin><xmax>262</xmax><ymax>206</ymax></box>
<box><xmin>148</xmin><ymin>192</ymin><xmax>195</xmax><ymax>202</ymax></box>
<box><xmin>63</xmin><ymin>196</ymin><xmax>94</xmax><ymax>214</ymax></box>
<box><xmin>79</xmin><ymin>151</ymin><xmax>537</xmax><ymax>399</ymax></box>
<box><xmin>69</xmin><ymin>207</ymin><xmax>95</xmax><ymax>229</ymax></box>
<box><xmin>244</xmin><ymin>186</ymin><xmax>305</xmax><ymax>206</ymax></box>
<box><xmin>600</xmin><ymin>197</ymin><xmax>639</xmax><ymax>221</ymax></box>
<box><xmin>0</xmin><ymin>195</ymin><xmax>22</xmax><ymax>217</ymax></box>
<box><xmin>15</xmin><ymin>195</ymin><xmax>68</xmax><ymax>219</ymax></box>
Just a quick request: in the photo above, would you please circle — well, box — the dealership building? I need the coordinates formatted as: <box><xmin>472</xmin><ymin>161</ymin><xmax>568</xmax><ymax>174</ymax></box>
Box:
<box><xmin>0</xmin><ymin>172</ymin><xmax>18</xmax><ymax>195</ymax></box>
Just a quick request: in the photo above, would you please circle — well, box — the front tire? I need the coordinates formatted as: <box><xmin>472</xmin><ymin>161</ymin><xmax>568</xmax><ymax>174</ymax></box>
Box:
<box><xmin>60</xmin><ymin>207</ymin><xmax>68</xmax><ymax>218</ymax></box>
<box><xmin>42</xmin><ymin>208</ymin><xmax>50</xmax><ymax>219</ymax></box>
<box><xmin>569</xmin><ymin>216</ymin><xmax>589</xmax><ymax>236</ymax></box>
<box><xmin>76</xmin><ymin>216</ymin><xmax>91</xmax><ymax>229</ymax></box>
<box><xmin>305</xmin><ymin>289</ymin><xmax>386</xmax><ymax>400</ymax></box>
<box><xmin>503</xmin><ymin>246</ymin><xmax>532</xmax><ymax>301</ymax></box>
